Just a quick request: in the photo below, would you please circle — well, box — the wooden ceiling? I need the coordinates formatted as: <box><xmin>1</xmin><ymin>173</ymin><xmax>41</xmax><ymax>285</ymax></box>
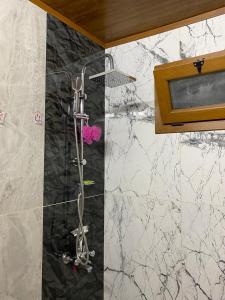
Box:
<box><xmin>31</xmin><ymin>0</ymin><xmax>225</xmax><ymax>48</ymax></box>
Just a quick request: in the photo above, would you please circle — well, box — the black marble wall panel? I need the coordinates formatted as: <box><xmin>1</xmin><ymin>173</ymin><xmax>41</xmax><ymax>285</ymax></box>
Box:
<box><xmin>42</xmin><ymin>14</ymin><xmax>104</xmax><ymax>300</ymax></box>
<box><xmin>42</xmin><ymin>195</ymin><xmax>104</xmax><ymax>300</ymax></box>
<box><xmin>44</xmin><ymin>14</ymin><xmax>105</xmax><ymax>206</ymax></box>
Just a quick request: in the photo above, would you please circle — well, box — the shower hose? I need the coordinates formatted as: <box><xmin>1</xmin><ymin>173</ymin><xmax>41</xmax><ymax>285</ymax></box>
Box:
<box><xmin>73</xmin><ymin>93</ymin><xmax>90</xmax><ymax>267</ymax></box>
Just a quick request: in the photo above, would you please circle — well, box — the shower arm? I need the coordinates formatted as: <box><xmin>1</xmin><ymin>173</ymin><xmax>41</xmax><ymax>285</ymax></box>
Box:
<box><xmin>81</xmin><ymin>53</ymin><xmax>114</xmax><ymax>96</ymax></box>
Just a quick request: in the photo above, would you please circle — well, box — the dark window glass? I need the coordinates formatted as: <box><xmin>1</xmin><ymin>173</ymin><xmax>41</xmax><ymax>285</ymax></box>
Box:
<box><xmin>169</xmin><ymin>71</ymin><xmax>225</xmax><ymax>109</ymax></box>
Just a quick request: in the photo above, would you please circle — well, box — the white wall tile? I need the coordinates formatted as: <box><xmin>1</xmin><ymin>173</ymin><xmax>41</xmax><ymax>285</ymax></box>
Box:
<box><xmin>181</xmin><ymin>202</ymin><xmax>225</xmax><ymax>300</ymax></box>
<box><xmin>0</xmin><ymin>0</ymin><xmax>46</xmax><ymax>299</ymax></box>
<box><xmin>181</xmin><ymin>131</ymin><xmax>225</xmax><ymax>207</ymax></box>
<box><xmin>0</xmin><ymin>0</ymin><xmax>46</xmax><ymax>214</ymax></box>
<box><xmin>0</xmin><ymin>207</ymin><xmax>43</xmax><ymax>300</ymax></box>
<box><xmin>105</xmin><ymin>12</ymin><xmax>225</xmax><ymax>300</ymax></box>
<box><xmin>105</xmin><ymin>192</ymin><xmax>182</xmax><ymax>300</ymax></box>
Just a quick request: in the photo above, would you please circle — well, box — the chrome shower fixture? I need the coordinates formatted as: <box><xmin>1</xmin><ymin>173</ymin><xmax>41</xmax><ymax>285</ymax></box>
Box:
<box><xmin>87</xmin><ymin>53</ymin><xmax>136</xmax><ymax>88</ymax></box>
<box><xmin>71</xmin><ymin>76</ymin><xmax>82</xmax><ymax>92</ymax></box>
<box><xmin>66</xmin><ymin>53</ymin><xmax>136</xmax><ymax>273</ymax></box>
<box><xmin>89</xmin><ymin>69</ymin><xmax>136</xmax><ymax>88</ymax></box>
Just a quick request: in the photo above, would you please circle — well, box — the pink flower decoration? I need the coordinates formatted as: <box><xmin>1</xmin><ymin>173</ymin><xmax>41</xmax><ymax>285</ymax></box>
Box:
<box><xmin>82</xmin><ymin>125</ymin><xmax>102</xmax><ymax>144</ymax></box>
<box><xmin>82</xmin><ymin>125</ymin><xmax>93</xmax><ymax>144</ymax></box>
<box><xmin>92</xmin><ymin>126</ymin><xmax>102</xmax><ymax>142</ymax></box>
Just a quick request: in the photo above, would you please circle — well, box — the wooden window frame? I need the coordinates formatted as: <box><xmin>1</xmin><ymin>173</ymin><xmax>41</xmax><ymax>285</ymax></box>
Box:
<box><xmin>154</xmin><ymin>50</ymin><xmax>225</xmax><ymax>134</ymax></box>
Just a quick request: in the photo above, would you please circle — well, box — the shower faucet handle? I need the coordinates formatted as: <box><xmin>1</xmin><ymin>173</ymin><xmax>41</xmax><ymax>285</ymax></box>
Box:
<box><xmin>74</xmin><ymin>259</ymin><xmax>93</xmax><ymax>273</ymax></box>
<box><xmin>86</xmin><ymin>265</ymin><xmax>93</xmax><ymax>273</ymax></box>
<box><xmin>81</xmin><ymin>159</ymin><xmax>87</xmax><ymax>166</ymax></box>
<box><xmin>71</xmin><ymin>158</ymin><xmax>87</xmax><ymax>167</ymax></box>
<box><xmin>74</xmin><ymin>258</ymin><xmax>80</xmax><ymax>266</ymax></box>
<box><xmin>89</xmin><ymin>250</ymin><xmax>95</xmax><ymax>257</ymax></box>
<box><xmin>80</xmin><ymin>93</ymin><xmax>87</xmax><ymax>100</ymax></box>
<box><xmin>62</xmin><ymin>253</ymin><xmax>73</xmax><ymax>265</ymax></box>
<box><xmin>72</xmin><ymin>158</ymin><xmax>78</xmax><ymax>166</ymax></box>
<box><xmin>71</xmin><ymin>226</ymin><xmax>89</xmax><ymax>237</ymax></box>
<box><xmin>78</xmin><ymin>262</ymin><xmax>93</xmax><ymax>273</ymax></box>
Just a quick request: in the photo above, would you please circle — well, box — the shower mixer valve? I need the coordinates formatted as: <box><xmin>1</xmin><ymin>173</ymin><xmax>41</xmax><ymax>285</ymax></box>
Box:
<box><xmin>62</xmin><ymin>225</ymin><xmax>95</xmax><ymax>273</ymax></box>
<box><xmin>62</xmin><ymin>251</ymin><xmax>95</xmax><ymax>273</ymax></box>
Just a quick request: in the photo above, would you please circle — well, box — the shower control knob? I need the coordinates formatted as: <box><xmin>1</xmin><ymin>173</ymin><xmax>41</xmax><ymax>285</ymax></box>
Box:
<box><xmin>62</xmin><ymin>253</ymin><xmax>73</xmax><ymax>265</ymax></box>
<box><xmin>74</xmin><ymin>258</ymin><xmax>80</xmax><ymax>266</ymax></box>
<box><xmin>72</xmin><ymin>158</ymin><xmax>78</xmax><ymax>166</ymax></box>
<box><xmin>80</xmin><ymin>93</ymin><xmax>87</xmax><ymax>100</ymax></box>
<box><xmin>81</xmin><ymin>159</ymin><xmax>87</xmax><ymax>166</ymax></box>
<box><xmin>89</xmin><ymin>250</ymin><xmax>95</xmax><ymax>257</ymax></box>
<box><xmin>86</xmin><ymin>266</ymin><xmax>93</xmax><ymax>273</ymax></box>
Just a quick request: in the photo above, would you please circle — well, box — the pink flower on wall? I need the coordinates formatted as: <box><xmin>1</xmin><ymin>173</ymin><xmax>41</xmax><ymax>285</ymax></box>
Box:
<box><xmin>82</xmin><ymin>125</ymin><xmax>102</xmax><ymax>144</ymax></box>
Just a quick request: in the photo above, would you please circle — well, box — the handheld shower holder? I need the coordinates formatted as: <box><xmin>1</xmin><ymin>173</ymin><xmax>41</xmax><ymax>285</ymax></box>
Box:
<box><xmin>72</xmin><ymin>158</ymin><xmax>87</xmax><ymax>167</ymax></box>
<box><xmin>80</xmin><ymin>93</ymin><xmax>87</xmax><ymax>100</ymax></box>
<box><xmin>74</xmin><ymin>112</ymin><xmax>89</xmax><ymax>121</ymax></box>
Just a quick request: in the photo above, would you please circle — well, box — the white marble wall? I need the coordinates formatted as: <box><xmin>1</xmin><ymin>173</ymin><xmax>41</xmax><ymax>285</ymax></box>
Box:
<box><xmin>105</xmin><ymin>14</ymin><xmax>225</xmax><ymax>300</ymax></box>
<box><xmin>0</xmin><ymin>0</ymin><xmax>46</xmax><ymax>299</ymax></box>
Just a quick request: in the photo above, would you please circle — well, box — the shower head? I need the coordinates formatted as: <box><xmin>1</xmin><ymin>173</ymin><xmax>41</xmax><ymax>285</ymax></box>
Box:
<box><xmin>89</xmin><ymin>69</ymin><xmax>136</xmax><ymax>88</ymax></box>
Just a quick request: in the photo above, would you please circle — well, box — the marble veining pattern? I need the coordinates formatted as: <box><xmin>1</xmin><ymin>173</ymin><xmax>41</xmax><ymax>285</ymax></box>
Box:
<box><xmin>44</xmin><ymin>15</ymin><xmax>105</xmax><ymax>207</ymax></box>
<box><xmin>181</xmin><ymin>202</ymin><xmax>225</xmax><ymax>300</ymax></box>
<box><xmin>0</xmin><ymin>0</ymin><xmax>46</xmax><ymax>214</ymax></box>
<box><xmin>0</xmin><ymin>208</ymin><xmax>43</xmax><ymax>300</ymax></box>
<box><xmin>42</xmin><ymin>195</ymin><xmax>104</xmax><ymax>300</ymax></box>
<box><xmin>104</xmin><ymin>192</ymin><xmax>182</xmax><ymax>300</ymax></box>
<box><xmin>42</xmin><ymin>15</ymin><xmax>105</xmax><ymax>300</ymax></box>
<box><xmin>105</xmin><ymin>14</ymin><xmax>225</xmax><ymax>300</ymax></box>
<box><xmin>0</xmin><ymin>0</ymin><xmax>46</xmax><ymax>299</ymax></box>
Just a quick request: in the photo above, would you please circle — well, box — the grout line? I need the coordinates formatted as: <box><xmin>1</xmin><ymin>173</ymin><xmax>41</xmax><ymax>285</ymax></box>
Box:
<box><xmin>43</xmin><ymin>193</ymin><xmax>104</xmax><ymax>209</ymax></box>
<box><xmin>0</xmin><ymin>193</ymin><xmax>104</xmax><ymax>218</ymax></box>
<box><xmin>0</xmin><ymin>205</ymin><xmax>43</xmax><ymax>218</ymax></box>
<box><xmin>43</xmin><ymin>198</ymin><xmax>78</xmax><ymax>208</ymax></box>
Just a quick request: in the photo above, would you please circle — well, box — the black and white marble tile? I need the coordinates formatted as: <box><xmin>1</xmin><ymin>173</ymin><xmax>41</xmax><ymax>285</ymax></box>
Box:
<box><xmin>0</xmin><ymin>207</ymin><xmax>43</xmax><ymax>300</ymax></box>
<box><xmin>0</xmin><ymin>0</ymin><xmax>46</xmax><ymax>299</ymax></box>
<box><xmin>42</xmin><ymin>195</ymin><xmax>104</xmax><ymax>300</ymax></box>
<box><xmin>105</xmin><ymin>115</ymin><xmax>181</xmax><ymax>204</ymax></box>
<box><xmin>181</xmin><ymin>202</ymin><xmax>225</xmax><ymax>300</ymax></box>
<box><xmin>181</xmin><ymin>131</ymin><xmax>225</xmax><ymax>207</ymax></box>
<box><xmin>105</xmin><ymin>13</ymin><xmax>225</xmax><ymax>300</ymax></box>
<box><xmin>178</xmin><ymin>15</ymin><xmax>225</xmax><ymax>59</ymax></box>
<box><xmin>0</xmin><ymin>0</ymin><xmax>46</xmax><ymax>214</ymax></box>
<box><xmin>43</xmin><ymin>14</ymin><xmax>105</xmax><ymax>300</ymax></box>
<box><xmin>104</xmin><ymin>192</ymin><xmax>182</xmax><ymax>300</ymax></box>
<box><xmin>44</xmin><ymin>15</ymin><xmax>105</xmax><ymax>206</ymax></box>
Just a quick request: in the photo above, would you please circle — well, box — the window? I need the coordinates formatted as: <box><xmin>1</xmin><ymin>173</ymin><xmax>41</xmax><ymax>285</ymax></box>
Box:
<box><xmin>154</xmin><ymin>50</ymin><xmax>225</xmax><ymax>133</ymax></box>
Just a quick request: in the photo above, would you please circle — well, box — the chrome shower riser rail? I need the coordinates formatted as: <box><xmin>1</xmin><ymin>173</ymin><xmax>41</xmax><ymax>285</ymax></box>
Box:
<box><xmin>62</xmin><ymin>53</ymin><xmax>135</xmax><ymax>272</ymax></box>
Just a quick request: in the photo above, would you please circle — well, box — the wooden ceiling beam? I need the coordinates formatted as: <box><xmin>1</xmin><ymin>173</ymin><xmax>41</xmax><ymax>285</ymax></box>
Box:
<box><xmin>30</xmin><ymin>0</ymin><xmax>225</xmax><ymax>49</ymax></box>
<box><xmin>30</xmin><ymin>0</ymin><xmax>106</xmax><ymax>48</ymax></box>
<box><xmin>105</xmin><ymin>6</ymin><xmax>225</xmax><ymax>48</ymax></box>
